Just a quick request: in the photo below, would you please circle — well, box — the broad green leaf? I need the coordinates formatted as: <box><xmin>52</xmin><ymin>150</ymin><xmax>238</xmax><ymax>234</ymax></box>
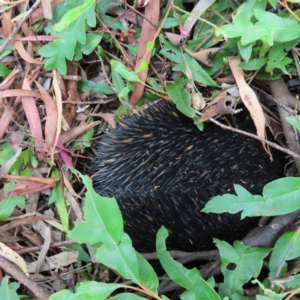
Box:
<box><xmin>69</xmin><ymin>172</ymin><xmax>159</xmax><ymax>294</ymax></box>
<box><xmin>96</xmin><ymin>233</ymin><xmax>140</xmax><ymax>284</ymax></box>
<box><xmin>147</xmin><ymin>41</ymin><xmax>155</xmax><ymax>51</ymax></box>
<box><xmin>0</xmin><ymin>276</ymin><xmax>19</xmax><ymax>300</ymax></box>
<box><xmin>53</xmin><ymin>0</ymin><xmax>95</xmax><ymax>32</ymax></box>
<box><xmin>136</xmin><ymin>252</ymin><xmax>159</xmax><ymax>294</ymax></box>
<box><xmin>78</xmin><ymin>80</ymin><xmax>114</xmax><ymax>95</ymax></box>
<box><xmin>49</xmin><ymin>282</ymin><xmax>126</xmax><ymax>300</ymax></box>
<box><xmin>0</xmin><ymin>39</ymin><xmax>13</xmax><ymax>58</ymax></box>
<box><xmin>95</xmin><ymin>0</ymin><xmax>111</xmax><ymax>13</ymax></box>
<box><xmin>237</xmin><ymin>39</ymin><xmax>252</xmax><ymax>62</ymax></box>
<box><xmin>0</xmin><ymin>142</ymin><xmax>13</xmax><ymax>166</ymax></box>
<box><xmin>39</xmin><ymin>38</ymin><xmax>76</xmax><ymax>75</ymax></box>
<box><xmin>276</xmin><ymin>57</ymin><xmax>293</xmax><ymax>75</ymax></box>
<box><xmin>112</xmin><ymin>69</ymin><xmax>125</xmax><ymax>92</ymax></box>
<box><xmin>1</xmin><ymin>181</ymin><xmax>25</xmax><ymax>220</ymax></box>
<box><xmin>72</xmin><ymin>126</ymin><xmax>94</xmax><ymax>150</ymax></box>
<box><xmin>110</xmin><ymin>294</ymin><xmax>146</xmax><ymax>300</ymax></box>
<box><xmin>159</xmin><ymin>37</ymin><xmax>216</xmax><ymax>86</ymax></box>
<box><xmin>68</xmin><ymin>174</ymin><xmax>123</xmax><ymax>245</ymax></box>
<box><xmin>203</xmin><ymin>178</ymin><xmax>300</xmax><ymax>218</ymax></box>
<box><xmin>242</xmin><ymin>10</ymin><xmax>300</xmax><ymax>45</ymax></box>
<box><xmin>239</xmin><ymin>58</ymin><xmax>267</xmax><ymax>70</ymax></box>
<box><xmin>217</xmin><ymin>240</ymin><xmax>270</xmax><ymax>298</ymax></box>
<box><xmin>221</xmin><ymin>16</ymin><xmax>255</xmax><ymax>39</ymax></box>
<box><xmin>166</xmin><ymin>78</ymin><xmax>194</xmax><ymax>118</ymax></box>
<box><xmin>269</xmin><ymin>230</ymin><xmax>300</xmax><ymax>277</ymax></box>
<box><xmin>266</xmin><ymin>43</ymin><xmax>288</xmax><ymax>72</ymax></box>
<box><xmin>49</xmin><ymin>168</ymin><xmax>69</xmax><ymax>232</ymax></box>
<box><xmin>157</xmin><ymin>227</ymin><xmax>220</xmax><ymax>300</ymax></box>
<box><xmin>0</xmin><ymin>64</ymin><xmax>11</xmax><ymax>77</ymax></box>
<box><xmin>111</xmin><ymin>60</ymin><xmax>140</xmax><ymax>82</ymax></box>
<box><xmin>75</xmin><ymin>33</ymin><xmax>103</xmax><ymax>60</ymax></box>
<box><xmin>135</xmin><ymin>59</ymin><xmax>148</xmax><ymax>73</ymax></box>
<box><xmin>287</xmin><ymin>116</ymin><xmax>300</xmax><ymax>133</ymax></box>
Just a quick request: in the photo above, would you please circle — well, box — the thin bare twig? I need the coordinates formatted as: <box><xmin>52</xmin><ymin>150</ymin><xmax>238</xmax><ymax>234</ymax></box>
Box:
<box><xmin>0</xmin><ymin>255</ymin><xmax>51</xmax><ymax>300</ymax></box>
<box><xmin>0</xmin><ymin>0</ymin><xmax>42</xmax><ymax>55</ymax></box>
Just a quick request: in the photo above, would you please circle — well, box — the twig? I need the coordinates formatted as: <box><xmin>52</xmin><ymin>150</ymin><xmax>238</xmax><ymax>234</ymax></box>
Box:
<box><xmin>0</xmin><ymin>0</ymin><xmax>42</xmax><ymax>55</ymax></box>
<box><xmin>0</xmin><ymin>255</ymin><xmax>51</xmax><ymax>300</ymax></box>
<box><xmin>16</xmin><ymin>240</ymin><xmax>76</xmax><ymax>255</ymax></box>
<box><xmin>194</xmin><ymin>110</ymin><xmax>300</xmax><ymax>159</ymax></box>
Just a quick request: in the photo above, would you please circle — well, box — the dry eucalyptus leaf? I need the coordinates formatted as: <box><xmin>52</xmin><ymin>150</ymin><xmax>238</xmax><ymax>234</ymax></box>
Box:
<box><xmin>228</xmin><ymin>57</ymin><xmax>269</xmax><ymax>157</ymax></box>
<box><xmin>27</xmin><ymin>251</ymin><xmax>79</xmax><ymax>273</ymax></box>
<box><xmin>0</xmin><ymin>242</ymin><xmax>29</xmax><ymax>276</ymax></box>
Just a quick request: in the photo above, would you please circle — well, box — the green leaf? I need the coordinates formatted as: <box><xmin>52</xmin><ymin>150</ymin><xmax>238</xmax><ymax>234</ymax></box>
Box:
<box><xmin>237</xmin><ymin>39</ymin><xmax>252</xmax><ymax>62</ymax></box>
<box><xmin>276</xmin><ymin>57</ymin><xmax>293</xmax><ymax>75</ymax></box>
<box><xmin>68</xmin><ymin>174</ymin><xmax>123</xmax><ymax>245</ymax></box>
<box><xmin>0</xmin><ymin>39</ymin><xmax>13</xmax><ymax>58</ymax></box>
<box><xmin>49</xmin><ymin>282</ymin><xmax>126</xmax><ymax>300</ymax></box>
<box><xmin>69</xmin><ymin>172</ymin><xmax>159</xmax><ymax>295</ymax></box>
<box><xmin>53</xmin><ymin>0</ymin><xmax>95</xmax><ymax>33</ymax></box>
<box><xmin>110</xmin><ymin>294</ymin><xmax>146</xmax><ymax>300</ymax></box>
<box><xmin>147</xmin><ymin>41</ymin><xmax>155</xmax><ymax>51</ymax></box>
<box><xmin>269</xmin><ymin>230</ymin><xmax>300</xmax><ymax>277</ymax></box>
<box><xmin>221</xmin><ymin>16</ymin><xmax>255</xmax><ymax>39</ymax></box>
<box><xmin>159</xmin><ymin>37</ymin><xmax>216</xmax><ymax>87</ymax></box>
<box><xmin>0</xmin><ymin>276</ymin><xmax>19</xmax><ymax>300</ymax></box>
<box><xmin>78</xmin><ymin>80</ymin><xmax>114</xmax><ymax>95</ymax></box>
<box><xmin>136</xmin><ymin>252</ymin><xmax>159</xmax><ymax>294</ymax></box>
<box><xmin>39</xmin><ymin>38</ymin><xmax>76</xmax><ymax>75</ymax></box>
<box><xmin>0</xmin><ymin>64</ymin><xmax>11</xmax><ymax>77</ymax></box>
<box><xmin>96</xmin><ymin>233</ymin><xmax>140</xmax><ymax>284</ymax></box>
<box><xmin>157</xmin><ymin>227</ymin><xmax>220</xmax><ymax>300</ymax></box>
<box><xmin>72</xmin><ymin>126</ymin><xmax>94</xmax><ymax>150</ymax></box>
<box><xmin>166</xmin><ymin>78</ymin><xmax>195</xmax><ymax>118</ymax></box>
<box><xmin>95</xmin><ymin>0</ymin><xmax>111</xmax><ymax>13</ymax></box>
<box><xmin>287</xmin><ymin>116</ymin><xmax>300</xmax><ymax>133</ymax></box>
<box><xmin>203</xmin><ymin>178</ymin><xmax>300</xmax><ymax>218</ymax></box>
<box><xmin>147</xmin><ymin>78</ymin><xmax>164</xmax><ymax>91</ymax></box>
<box><xmin>239</xmin><ymin>58</ymin><xmax>267</xmax><ymax>70</ymax></box>
<box><xmin>242</xmin><ymin>10</ymin><xmax>300</xmax><ymax>45</ymax></box>
<box><xmin>118</xmin><ymin>86</ymin><xmax>132</xmax><ymax>102</ymax></box>
<box><xmin>49</xmin><ymin>168</ymin><xmax>69</xmax><ymax>232</ymax></box>
<box><xmin>266</xmin><ymin>43</ymin><xmax>288</xmax><ymax>72</ymax></box>
<box><xmin>1</xmin><ymin>181</ymin><xmax>25</xmax><ymax>220</ymax></box>
<box><xmin>112</xmin><ymin>68</ymin><xmax>125</xmax><ymax>93</ymax></box>
<box><xmin>0</xmin><ymin>142</ymin><xmax>13</xmax><ymax>166</ymax></box>
<box><xmin>111</xmin><ymin>60</ymin><xmax>140</xmax><ymax>82</ymax></box>
<box><xmin>135</xmin><ymin>59</ymin><xmax>148</xmax><ymax>73</ymax></box>
<box><xmin>216</xmin><ymin>240</ymin><xmax>271</xmax><ymax>298</ymax></box>
<box><xmin>75</xmin><ymin>33</ymin><xmax>103</xmax><ymax>60</ymax></box>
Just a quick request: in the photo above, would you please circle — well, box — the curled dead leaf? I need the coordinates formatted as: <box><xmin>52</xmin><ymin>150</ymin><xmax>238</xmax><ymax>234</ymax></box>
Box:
<box><xmin>215</xmin><ymin>95</ymin><xmax>242</xmax><ymax>115</ymax></box>
<box><xmin>184</xmin><ymin>47</ymin><xmax>220</xmax><ymax>67</ymax></box>
<box><xmin>165</xmin><ymin>32</ymin><xmax>187</xmax><ymax>47</ymax></box>
<box><xmin>198</xmin><ymin>105</ymin><xmax>218</xmax><ymax>123</ymax></box>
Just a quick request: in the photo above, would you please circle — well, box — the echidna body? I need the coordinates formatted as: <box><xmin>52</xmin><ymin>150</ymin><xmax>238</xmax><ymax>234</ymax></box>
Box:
<box><xmin>93</xmin><ymin>101</ymin><xmax>285</xmax><ymax>251</ymax></box>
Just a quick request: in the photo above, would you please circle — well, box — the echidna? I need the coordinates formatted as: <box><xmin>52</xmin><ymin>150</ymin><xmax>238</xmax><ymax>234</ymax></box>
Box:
<box><xmin>93</xmin><ymin>101</ymin><xmax>285</xmax><ymax>251</ymax></box>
